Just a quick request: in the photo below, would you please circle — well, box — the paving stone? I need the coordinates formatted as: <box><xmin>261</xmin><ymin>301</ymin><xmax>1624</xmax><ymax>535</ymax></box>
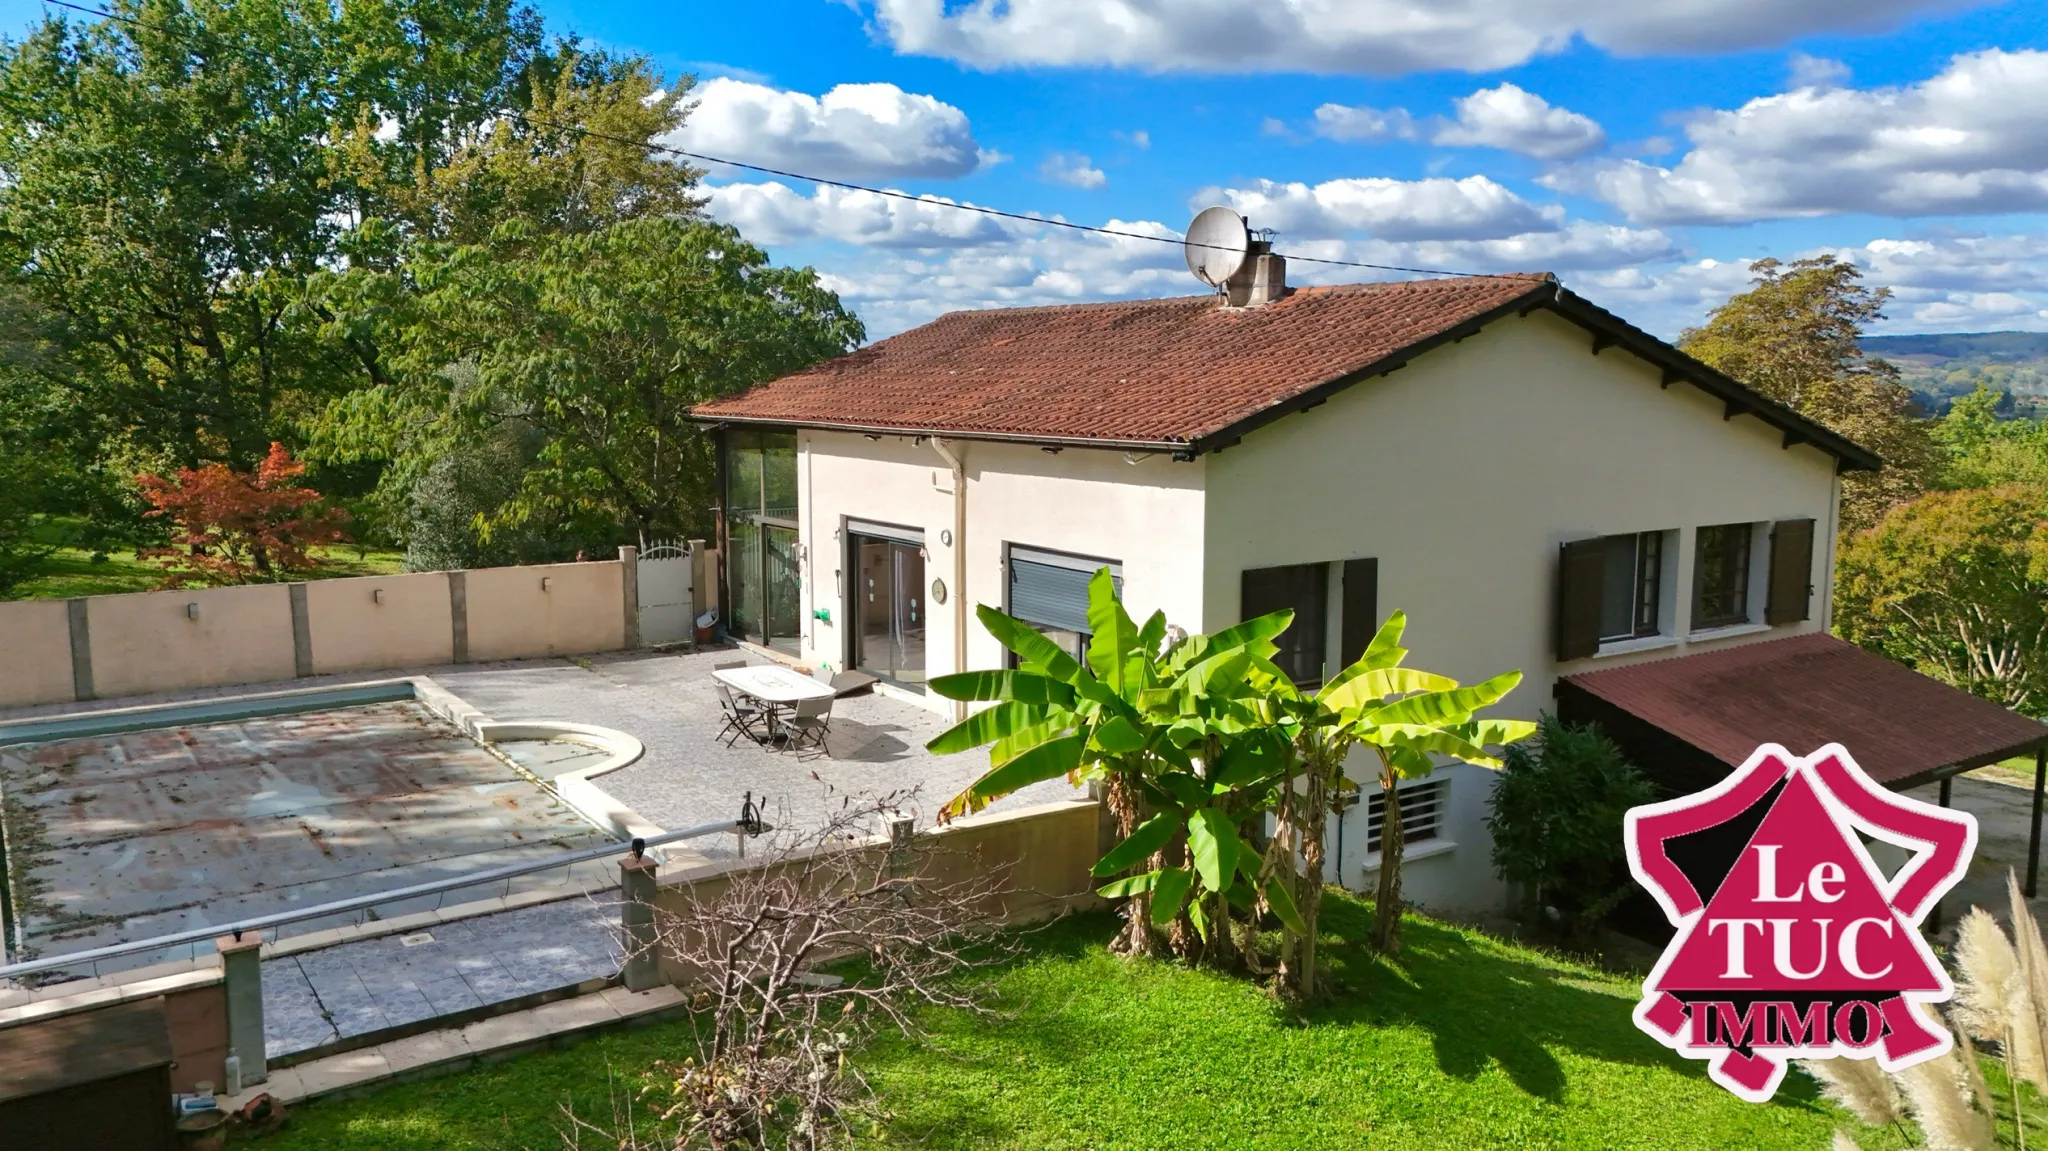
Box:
<box><xmin>380</xmin><ymin>1028</ymin><xmax>472</xmax><ymax>1076</ymax></box>
<box><xmin>295</xmin><ymin>1046</ymin><xmax>392</xmax><ymax>1098</ymax></box>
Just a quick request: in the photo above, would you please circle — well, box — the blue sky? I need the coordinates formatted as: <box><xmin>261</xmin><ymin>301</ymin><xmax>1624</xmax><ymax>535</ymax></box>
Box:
<box><xmin>11</xmin><ymin>0</ymin><xmax>2048</xmax><ymax>340</ymax></box>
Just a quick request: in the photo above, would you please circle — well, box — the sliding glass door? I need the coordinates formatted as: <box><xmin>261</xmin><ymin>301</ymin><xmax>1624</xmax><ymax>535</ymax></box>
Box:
<box><xmin>851</xmin><ymin>532</ymin><xmax>925</xmax><ymax>685</ymax></box>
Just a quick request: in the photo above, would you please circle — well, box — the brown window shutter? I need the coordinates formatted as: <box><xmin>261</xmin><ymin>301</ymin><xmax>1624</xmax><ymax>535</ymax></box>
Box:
<box><xmin>1765</xmin><ymin>518</ymin><xmax>1816</xmax><ymax>625</ymax></box>
<box><xmin>1242</xmin><ymin>564</ymin><xmax>1329</xmax><ymax>685</ymax></box>
<box><xmin>1338</xmin><ymin>558</ymin><xmax>1379</xmax><ymax>670</ymax></box>
<box><xmin>1241</xmin><ymin>566</ymin><xmax>1288</xmax><ymax>623</ymax></box>
<box><xmin>1556</xmin><ymin>538</ymin><xmax>1606</xmax><ymax>661</ymax></box>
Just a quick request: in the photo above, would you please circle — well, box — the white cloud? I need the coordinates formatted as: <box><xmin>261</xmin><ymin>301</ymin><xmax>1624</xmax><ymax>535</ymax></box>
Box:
<box><xmin>1787</xmin><ymin>52</ymin><xmax>1851</xmax><ymax>89</ymax></box>
<box><xmin>1201</xmin><ymin>175</ymin><xmax>1563</xmax><ymax>241</ymax></box>
<box><xmin>1040</xmin><ymin>153</ymin><xmax>1108</xmax><ymax>189</ymax></box>
<box><xmin>1555</xmin><ymin>49</ymin><xmax>2048</xmax><ymax>223</ymax></box>
<box><xmin>1311</xmin><ymin>103</ymin><xmax>1417</xmax><ymax>143</ymax></box>
<box><xmin>1115</xmin><ymin>129</ymin><xmax>1151</xmax><ymax>149</ymax></box>
<box><xmin>864</xmin><ymin>0</ymin><xmax>1972</xmax><ymax>76</ymax></box>
<box><xmin>669</xmin><ymin>77</ymin><xmax>985</xmax><ymax>182</ymax></box>
<box><xmin>1432</xmin><ymin>83</ymin><xmax>1606</xmax><ymax>160</ymax></box>
<box><xmin>703</xmin><ymin>182</ymin><xmax>1019</xmax><ymax>248</ymax></box>
<box><xmin>704</xmin><ymin>176</ymin><xmax>1683</xmax><ymax>337</ymax></box>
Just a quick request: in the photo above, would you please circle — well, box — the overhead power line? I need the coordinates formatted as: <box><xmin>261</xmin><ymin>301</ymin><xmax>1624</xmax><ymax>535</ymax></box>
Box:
<box><xmin>38</xmin><ymin>0</ymin><xmax>1513</xmax><ymax>280</ymax></box>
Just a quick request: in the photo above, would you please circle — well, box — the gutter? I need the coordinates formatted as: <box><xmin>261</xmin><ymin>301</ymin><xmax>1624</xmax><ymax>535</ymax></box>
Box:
<box><xmin>690</xmin><ymin>415</ymin><xmax>1191</xmax><ymax>459</ymax></box>
<box><xmin>928</xmin><ymin>438</ymin><xmax>970</xmax><ymax>723</ymax></box>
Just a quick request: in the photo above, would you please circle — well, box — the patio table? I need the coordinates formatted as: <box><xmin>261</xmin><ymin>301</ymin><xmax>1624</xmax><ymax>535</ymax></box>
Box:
<box><xmin>713</xmin><ymin>665</ymin><xmax>836</xmax><ymax>742</ymax></box>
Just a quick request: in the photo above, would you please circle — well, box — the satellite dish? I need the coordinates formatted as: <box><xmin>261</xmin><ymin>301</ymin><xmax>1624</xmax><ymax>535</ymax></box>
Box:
<box><xmin>1183</xmin><ymin>206</ymin><xmax>1250</xmax><ymax>289</ymax></box>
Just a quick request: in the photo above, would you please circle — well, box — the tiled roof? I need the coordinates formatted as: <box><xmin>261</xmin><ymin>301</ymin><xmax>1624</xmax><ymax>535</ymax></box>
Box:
<box><xmin>693</xmin><ymin>275</ymin><xmax>1553</xmax><ymax>447</ymax></box>
<box><xmin>1559</xmin><ymin>633</ymin><xmax>2048</xmax><ymax>786</ymax></box>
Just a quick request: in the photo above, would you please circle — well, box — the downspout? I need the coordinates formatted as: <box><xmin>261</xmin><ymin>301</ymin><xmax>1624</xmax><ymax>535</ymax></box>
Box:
<box><xmin>929</xmin><ymin>438</ymin><xmax>969</xmax><ymax>722</ymax></box>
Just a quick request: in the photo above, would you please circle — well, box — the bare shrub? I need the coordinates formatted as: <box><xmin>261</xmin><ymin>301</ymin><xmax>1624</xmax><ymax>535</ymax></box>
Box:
<box><xmin>567</xmin><ymin>791</ymin><xmax>1022</xmax><ymax>1151</ymax></box>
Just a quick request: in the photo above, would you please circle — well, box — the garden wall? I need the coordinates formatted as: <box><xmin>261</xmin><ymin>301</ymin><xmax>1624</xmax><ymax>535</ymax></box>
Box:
<box><xmin>642</xmin><ymin>798</ymin><xmax>1112</xmax><ymax>989</ymax></box>
<box><xmin>0</xmin><ymin>601</ymin><xmax>73</xmax><ymax>707</ymax></box>
<box><xmin>0</xmin><ymin>551</ymin><xmax>648</xmax><ymax>709</ymax></box>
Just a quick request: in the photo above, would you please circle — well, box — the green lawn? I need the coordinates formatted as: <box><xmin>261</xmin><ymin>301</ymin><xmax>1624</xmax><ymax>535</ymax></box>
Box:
<box><xmin>6</xmin><ymin>543</ymin><xmax>404</xmax><ymax>600</ymax></box>
<box><xmin>232</xmin><ymin>894</ymin><xmax>1942</xmax><ymax>1151</ymax></box>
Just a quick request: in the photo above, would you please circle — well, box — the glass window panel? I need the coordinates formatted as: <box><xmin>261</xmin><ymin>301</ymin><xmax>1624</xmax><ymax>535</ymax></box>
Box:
<box><xmin>766</xmin><ymin>525</ymin><xmax>801</xmax><ymax>655</ymax></box>
<box><xmin>731</xmin><ymin>520</ymin><xmax>764</xmax><ymax>643</ymax></box>
<box><xmin>727</xmin><ymin>429</ymin><xmax>763</xmax><ymax>519</ymax></box>
<box><xmin>895</xmin><ymin>544</ymin><xmax>926</xmax><ymax>684</ymax></box>
<box><xmin>1598</xmin><ymin>535</ymin><xmax>1637</xmax><ymax>641</ymax></box>
<box><xmin>1694</xmin><ymin>524</ymin><xmax>1752</xmax><ymax>627</ymax></box>
<box><xmin>762</xmin><ymin>433</ymin><xmax>797</xmax><ymax>522</ymax></box>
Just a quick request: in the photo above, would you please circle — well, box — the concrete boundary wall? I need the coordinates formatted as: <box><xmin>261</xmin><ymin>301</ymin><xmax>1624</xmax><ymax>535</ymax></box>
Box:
<box><xmin>642</xmin><ymin>799</ymin><xmax>1110</xmax><ymax>989</ymax></box>
<box><xmin>0</xmin><ymin>554</ymin><xmax>647</xmax><ymax>709</ymax></box>
<box><xmin>466</xmin><ymin>560</ymin><xmax>627</xmax><ymax>661</ymax></box>
<box><xmin>0</xmin><ymin>601</ymin><xmax>73</xmax><ymax>707</ymax></box>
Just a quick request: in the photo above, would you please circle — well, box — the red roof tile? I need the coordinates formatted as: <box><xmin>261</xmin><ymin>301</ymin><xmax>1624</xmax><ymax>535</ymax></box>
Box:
<box><xmin>693</xmin><ymin>275</ymin><xmax>1552</xmax><ymax>446</ymax></box>
<box><xmin>1560</xmin><ymin>633</ymin><xmax>2048</xmax><ymax>786</ymax></box>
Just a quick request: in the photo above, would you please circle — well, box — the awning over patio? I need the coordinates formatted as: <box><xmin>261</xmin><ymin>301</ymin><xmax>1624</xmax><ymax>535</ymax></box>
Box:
<box><xmin>1557</xmin><ymin>632</ymin><xmax>2048</xmax><ymax>897</ymax></box>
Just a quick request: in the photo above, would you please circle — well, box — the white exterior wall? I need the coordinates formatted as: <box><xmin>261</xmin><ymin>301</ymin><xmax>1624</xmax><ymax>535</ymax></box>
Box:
<box><xmin>1202</xmin><ymin>309</ymin><xmax>1843</xmax><ymax>915</ymax></box>
<box><xmin>796</xmin><ymin>431</ymin><xmax>1208</xmax><ymax>709</ymax></box>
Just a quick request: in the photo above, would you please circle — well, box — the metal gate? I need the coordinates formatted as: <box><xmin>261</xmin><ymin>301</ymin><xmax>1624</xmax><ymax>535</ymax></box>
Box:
<box><xmin>638</xmin><ymin>540</ymin><xmax>695</xmax><ymax>646</ymax></box>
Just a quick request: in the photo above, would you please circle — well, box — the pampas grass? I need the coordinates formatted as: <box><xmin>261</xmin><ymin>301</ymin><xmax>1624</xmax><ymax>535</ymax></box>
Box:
<box><xmin>1954</xmin><ymin>907</ymin><xmax>2020</xmax><ymax>1045</ymax></box>
<box><xmin>1831</xmin><ymin>1130</ymin><xmax>1860</xmax><ymax>1151</ymax></box>
<box><xmin>2007</xmin><ymin>864</ymin><xmax>2048</xmax><ymax>1056</ymax></box>
<box><xmin>1896</xmin><ymin>1049</ymin><xmax>1996</xmax><ymax>1151</ymax></box>
<box><xmin>1804</xmin><ymin>1056</ymin><xmax>1903</xmax><ymax>1128</ymax></box>
<box><xmin>1951</xmin><ymin>1023</ymin><xmax>1996</xmax><ymax>1119</ymax></box>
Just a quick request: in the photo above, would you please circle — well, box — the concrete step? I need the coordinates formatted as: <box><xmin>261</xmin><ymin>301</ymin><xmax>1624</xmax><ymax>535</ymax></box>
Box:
<box><xmin>221</xmin><ymin>982</ymin><xmax>687</xmax><ymax>1110</ymax></box>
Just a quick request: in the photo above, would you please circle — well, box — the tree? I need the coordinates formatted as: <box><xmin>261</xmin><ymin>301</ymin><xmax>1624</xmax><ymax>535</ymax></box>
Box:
<box><xmin>1836</xmin><ymin>486</ymin><xmax>2048</xmax><ymax>715</ymax></box>
<box><xmin>1484</xmin><ymin>715</ymin><xmax>1655</xmax><ymax>945</ymax></box>
<box><xmin>0</xmin><ymin>0</ymin><xmax>373</xmax><ymax>474</ymax></box>
<box><xmin>1680</xmin><ymin>257</ymin><xmax>1937</xmax><ymax>533</ymax></box>
<box><xmin>136</xmin><ymin>442</ymin><xmax>350</xmax><ymax>586</ymax></box>
<box><xmin>0</xmin><ymin>0</ymin><xmax>697</xmax><ymax>544</ymax></box>
<box><xmin>1935</xmin><ymin>384</ymin><xmax>2048</xmax><ymax>492</ymax></box>
<box><xmin>316</xmin><ymin>217</ymin><xmax>862</xmax><ymax>543</ymax></box>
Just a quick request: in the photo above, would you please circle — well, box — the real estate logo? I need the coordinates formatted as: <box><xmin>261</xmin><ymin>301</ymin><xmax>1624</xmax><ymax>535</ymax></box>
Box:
<box><xmin>1624</xmin><ymin>744</ymin><xmax>1977</xmax><ymax>1102</ymax></box>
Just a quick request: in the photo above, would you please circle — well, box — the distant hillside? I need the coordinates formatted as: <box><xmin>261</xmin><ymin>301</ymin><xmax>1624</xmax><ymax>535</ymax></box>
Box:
<box><xmin>1861</xmin><ymin>331</ymin><xmax>2048</xmax><ymax>414</ymax></box>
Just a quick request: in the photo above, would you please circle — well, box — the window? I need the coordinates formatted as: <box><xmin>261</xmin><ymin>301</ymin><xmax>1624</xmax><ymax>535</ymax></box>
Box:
<box><xmin>1557</xmin><ymin>531</ymin><xmax>1669</xmax><ymax>660</ymax></box>
<box><xmin>1241</xmin><ymin>563</ymin><xmax>1329</xmax><ymax>685</ymax></box>
<box><xmin>1693</xmin><ymin>523</ymin><xmax>1754</xmax><ymax>629</ymax></box>
<box><xmin>1598</xmin><ymin>532</ymin><xmax>1663</xmax><ymax>642</ymax></box>
<box><xmin>1005</xmin><ymin>546</ymin><xmax>1121</xmax><ymax>665</ymax></box>
<box><xmin>723</xmin><ymin>429</ymin><xmax>800</xmax><ymax>654</ymax></box>
<box><xmin>1366</xmin><ymin>779</ymin><xmax>1447</xmax><ymax>855</ymax></box>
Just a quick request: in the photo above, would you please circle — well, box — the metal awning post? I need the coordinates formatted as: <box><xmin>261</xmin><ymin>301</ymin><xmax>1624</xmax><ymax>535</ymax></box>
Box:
<box><xmin>2029</xmin><ymin>745</ymin><xmax>2047</xmax><ymax>900</ymax></box>
<box><xmin>1930</xmin><ymin>775</ymin><xmax>1954</xmax><ymax>935</ymax></box>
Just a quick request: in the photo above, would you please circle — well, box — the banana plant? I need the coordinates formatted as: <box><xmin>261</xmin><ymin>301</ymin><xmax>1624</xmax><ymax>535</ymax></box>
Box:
<box><xmin>925</xmin><ymin>570</ymin><xmax>1301</xmax><ymax>959</ymax></box>
<box><xmin>1307</xmin><ymin>612</ymin><xmax>1536</xmax><ymax>956</ymax></box>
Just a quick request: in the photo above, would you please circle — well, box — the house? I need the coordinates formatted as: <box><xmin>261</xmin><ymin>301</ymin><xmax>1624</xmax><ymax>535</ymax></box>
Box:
<box><xmin>691</xmin><ymin>266</ymin><xmax>2041</xmax><ymax>916</ymax></box>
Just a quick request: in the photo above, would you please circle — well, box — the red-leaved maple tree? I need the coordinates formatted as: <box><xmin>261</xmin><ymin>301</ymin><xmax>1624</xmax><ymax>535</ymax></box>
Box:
<box><xmin>137</xmin><ymin>444</ymin><xmax>350</xmax><ymax>587</ymax></box>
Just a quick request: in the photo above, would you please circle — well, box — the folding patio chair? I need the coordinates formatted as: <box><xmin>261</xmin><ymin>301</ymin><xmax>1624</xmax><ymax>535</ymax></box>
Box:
<box><xmin>716</xmin><ymin>682</ymin><xmax>768</xmax><ymax>747</ymax></box>
<box><xmin>781</xmin><ymin>695</ymin><xmax>834</xmax><ymax>758</ymax></box>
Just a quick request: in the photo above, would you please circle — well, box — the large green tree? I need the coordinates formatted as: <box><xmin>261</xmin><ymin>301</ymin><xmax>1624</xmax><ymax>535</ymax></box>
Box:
<box><xmin>1680</xmin><ymin>256</ymin><xmax>1937</xmax><ymax>533</ymax></box>
<box><xmin>314</xmin><ymin>218</ymin><xmax>861</xmax><ymax>545</ymax></box>
<box><xmin>0</xmin><ymin>0</ymin><xmax>359</xmax><ymax>474</ymax></box>
<box><xmin>1836</xmin><ymin>486</ymin><xmax>2048</xmax><ymax>715</ymax></box>
<box><xmin>0</xmin><ymin>0</ymin><xmax>703</xmax><ymax>551</ymax></box>
<box><xmin>1935</xmin><ymin>384</ymin><xmax>2048</xmax><ymax>492</ymax></box>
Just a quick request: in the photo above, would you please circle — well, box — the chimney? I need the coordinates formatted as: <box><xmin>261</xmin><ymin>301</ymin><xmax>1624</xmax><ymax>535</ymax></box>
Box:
<box><xmin>1224</xmin><ymin>238</ymin><xmax>1287</xmax><ymax>307</ymax></box>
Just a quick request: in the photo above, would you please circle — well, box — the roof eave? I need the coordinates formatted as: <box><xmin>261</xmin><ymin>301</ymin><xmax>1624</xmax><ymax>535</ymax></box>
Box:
<box><xmin>687</xmin><ymin>413</ymin><xmax>1195</xmax><ymax>458</ymax></box>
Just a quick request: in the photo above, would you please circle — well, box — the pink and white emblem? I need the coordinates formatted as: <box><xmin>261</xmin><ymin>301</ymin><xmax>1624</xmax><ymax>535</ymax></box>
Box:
<box><xmin>1625</xmin><ymin>743</ymin><xmax>1978</xmax><ymax>1102</ymax></box>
